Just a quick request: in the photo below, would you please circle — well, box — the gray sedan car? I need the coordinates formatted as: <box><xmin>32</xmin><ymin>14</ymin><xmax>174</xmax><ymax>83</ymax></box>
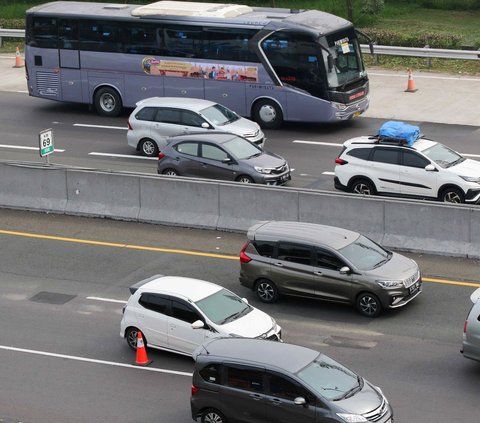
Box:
<box><xmin>127</xmin><ymin>97</ymin><xmax>264</xmax><ymax>157</ymax></box>
<box><xmin>157</xmin><ymin>132</ymin><xmax>291</xmax><ymax>185</ymax></box>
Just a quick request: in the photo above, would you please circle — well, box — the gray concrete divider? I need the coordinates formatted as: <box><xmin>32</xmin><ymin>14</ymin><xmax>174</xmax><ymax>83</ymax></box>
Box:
<box><xmin>138</xmin><ymin>175</ymin><xmax>220</xmax><ymax>228</ymax></box>
<box><xmin>66</xmin><ymin>169</ymin><xmax>141</xmax><ymax>220</ymax></box>
<box><xmin>1</xmin><ymin>161</ymin><xmax>479</xmax><ymax>258</ymax></box>
<box><xmin>0</xmin><ymin>162</ymin><xmax>67</xmax><ymax>212</ymax></box>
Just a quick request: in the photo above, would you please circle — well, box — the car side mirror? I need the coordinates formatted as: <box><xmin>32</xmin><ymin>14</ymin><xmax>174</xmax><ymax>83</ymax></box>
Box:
<box><xmin>425</xmin><ymin>164</ymin><xmax>437</xmax><ymax>171</ymax></box>
<box><xmin>201</xmin><ymin>122</ymin><xmax>210</xmax><ymax>129</ymax></box>
<box><xmin>242</xmin><ymin>297</ymin><xmax>249</xmax><ymax>304</ymax></box>
<box><xmin>222</xmin><ymin>157</ymin><xmax>234</xmax><ymax>164</ymax></box>
<box><xmin>294</xmin><ymin>397</ymin><xmax>307</xmax><ymax>406</ymax></box>
<box><xmin>339</xmin><ymin>266</ymin><xmax>351</xmax><ymax>274</ymax></box>
<box><xmin>191</xmin><ymin>320</ymin><xmax>205</xmax><ymax>330</ymax></box>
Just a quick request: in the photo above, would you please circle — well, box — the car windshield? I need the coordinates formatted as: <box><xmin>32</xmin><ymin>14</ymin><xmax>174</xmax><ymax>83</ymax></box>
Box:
<box><xmin>223</xmin><ymin>136</ymin><xmax>263</xmax><ymax>160</ymax></box>
<box><xmin>200</xmin><ymin>104</ymin><xmax>240</xmax><ymax>126</ymax></box>
<box><xmin>338</xmin><ymin>235</ymin><xmax>391</xmax><ymax>271</ymax></box>
<box><xmin>421</xmin><ymin>142</ymin><xmax>465</xmax><ymax>168</ymax></box>
<box><xmin>195</xmin><ymin>288</ymin><xmax>251</xmax><ymax>325</ymax></box>
<box><xmin>296</xmin><ymin>354</ymin><xmax>361</xmax><ymax>401</ymax></box>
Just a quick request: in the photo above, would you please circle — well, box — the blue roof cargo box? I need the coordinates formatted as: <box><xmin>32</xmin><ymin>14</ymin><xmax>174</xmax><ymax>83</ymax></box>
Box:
<box><xmin>378</xmin><ymin>121</ymin><xmax>420</xmax><ymax>146</ymax></box>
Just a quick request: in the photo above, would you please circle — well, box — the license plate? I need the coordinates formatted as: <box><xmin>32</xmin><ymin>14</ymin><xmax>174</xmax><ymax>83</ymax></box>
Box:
<box><xmin>352</xmin><ymin>111</ymin><xmax>361</xmax><ymax>119</ymax></box>
<box><xmin>280</xmin><ymin>173</ymin><xmax>290</xmax><ymax>182</ymax></box>
<box><xmin>409</xmin><ymin>283</ymin><xmax>419</xmax><ymax>294</ymax></box>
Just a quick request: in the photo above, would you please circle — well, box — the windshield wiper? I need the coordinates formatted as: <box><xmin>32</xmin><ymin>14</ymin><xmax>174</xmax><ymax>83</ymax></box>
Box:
<box><xmin>246</xmin><ymin>152</ymin><xmax>262</xmax><ymax>159</ymax></box>
<box><xmin>340</xmin><ymin>377</ymin><xmax>362</xmax><ymax>400</ymax></box>
<box><xmin>447</xmin><ymin>157</ymin><xmax>465</xmax><ymax>168</ymax></box>
<box><xmin>219</xmin><ymin>307</ymin><xmax>250</xmax><ymax>324</ymax></box>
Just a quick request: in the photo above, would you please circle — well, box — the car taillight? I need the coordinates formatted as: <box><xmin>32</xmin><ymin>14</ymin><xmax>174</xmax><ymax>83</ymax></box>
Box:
<box><xmin>158</xmin><ymin>152</ymin><xmax>166</xmax><ymax>160</ymax></box>
<box><xmin>191</xmin><ymin>384</ymin><xmax>199</xmax><ymax>396</ymax></box>
<box><xmin>239</xmin><ymin>241</ymin><xmax>251</xmax><ymax>263</ymax></box>
<box><xmin>464</xmin><ymin>319</ymin><xmax>468</xmax><ymax>334</ymax></box>
<box><xmin>335</xmin><ymin>157</ymin><xmax>348</xmax><ymax>165</ymax></box>
<box><xmin>127</xmin><ymin>120</ymin><xmax>132</xmax><ymax>130</ymax></box>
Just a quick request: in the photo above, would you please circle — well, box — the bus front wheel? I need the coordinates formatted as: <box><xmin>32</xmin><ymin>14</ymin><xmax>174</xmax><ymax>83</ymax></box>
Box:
<box><xmin>252</xmin><ymin>99</ymin><xmax>283</xmax><ymax>129</ymax></box>
<box><xmin>94</xmin><ymin>87</ymin><xmax>122</xmax><ymax>117</ymax></box>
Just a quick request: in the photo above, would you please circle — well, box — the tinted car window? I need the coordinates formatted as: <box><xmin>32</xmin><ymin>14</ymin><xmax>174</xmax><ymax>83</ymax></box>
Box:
<box><xmin>402</xmin><ymin>150</ymin><xmax>430</xmax><ymax>168</ymax></box>
<box><xmin>175</xmin><ymin>142</ymin><xmax>199</xmax><ymax>157</ymax></box>
<box><xmin>155</xmin><ymin>108</ymin><xmax>181</xmax><ymax>124</ymax></box>
<box><xmin>278</xmin><ymin>243</ymin><xmax>312</xmax><ymax>265</ymax></box>
<box><xmin>136</xmin><ymin>107</ymin><xmax>157</xmax><ymax>121</ymax></box>
<box><xmin>200</xmin><ymin>364</ymin><xmax>222</xmax><ymax>385</ymax></box>
<box><xmin>253</xmin><ymin>241</ymin><xmax>275</xmax><ymax>258</ymax></box>
<box><xmin>202</xmin><ymin>144</ymin><xmax>229</xmax><ymax>161</ymax></box>
<box><xmin>226</xmin><ymin>365</ymin><xmax>263</xmax><ymax>392</ymax></box>
<box><xmin>371</xmin><ymin>148</ymin><xmax>400</xmax><ymax>165</ymax></box>
<box><xmin>138</xmin><ymin>293</ymin><xmax>170</xmax><ymax>314</ymax></box>
<box><xmin>347</xmin><ymin>148</ymin><xmax>371</xmax><ymax>160</ymax></box>
<box><xmin>171</xmin><ymin>300</ymin><xmax>201</xmax><ymax>323</ymax></box>
<box><xmin>267</xmin><ymin>373</ymin><xmax>308</xmax><ymax>400</ymax></box>
<box><xmin>181</xmin><ymin>111</ymin><xmax>206</xmax><ymax>127</ymax></box>
<box><xmin>315</xmin><ymin>248</ymin><xmax>345</xmax><ymax>270</ymax></box>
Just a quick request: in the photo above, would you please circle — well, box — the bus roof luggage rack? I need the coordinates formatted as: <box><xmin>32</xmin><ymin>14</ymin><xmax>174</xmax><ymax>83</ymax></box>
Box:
<box><xmin>132</xmin><ymin>1</ymin><xmax>253</xmax><ymax>18</ymax></box>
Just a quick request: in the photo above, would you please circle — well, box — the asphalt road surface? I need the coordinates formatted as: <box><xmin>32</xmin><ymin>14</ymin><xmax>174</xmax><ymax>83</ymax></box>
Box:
<box><xmin>0</xmin><ymin>209</ymin><xmax>479</xmax><ymax>423</ymax></box>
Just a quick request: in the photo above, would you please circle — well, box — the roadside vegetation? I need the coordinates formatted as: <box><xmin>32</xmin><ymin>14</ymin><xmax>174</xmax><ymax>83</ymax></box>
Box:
<box><xmin>1</xmin><ymin>0</ymin><xmax>479</xmax><ymax>74</ymax></box>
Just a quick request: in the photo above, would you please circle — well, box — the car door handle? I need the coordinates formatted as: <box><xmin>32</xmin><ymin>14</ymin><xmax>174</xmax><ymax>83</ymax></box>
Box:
<box><xmin>200</xmin><ymin>163</ymin><xmax>208</xmax><ymax>167</ymax></box>
<box><xmin>271</xmin><ymin>398</ymin><xmax>282</xmax><ymax>406</ymax></box>
<box><xmin>174</xmin><ymin>157</ymin><xmax>181</xmax><ymax>161</ymax></box>
<box><xmin>274</xmin><ymin>262</ymin><xmax>284</xmax><ymax>267</ymax></box>
<box><xmin>249</xmin><ymin>394</ymin><xmax>263</xmax><ymax>401</ymax></box>
<box><xmin>314</xmin><ymin>271</ymin><xmax>323</xmax><ymax>276</ymax></box>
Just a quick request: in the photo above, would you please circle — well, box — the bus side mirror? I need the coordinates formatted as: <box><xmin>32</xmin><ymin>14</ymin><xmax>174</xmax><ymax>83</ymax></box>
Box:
<box><xmin>327</xmin><ymin>55</ymin><xmax>334</xmax><ymax>72</ymax></box>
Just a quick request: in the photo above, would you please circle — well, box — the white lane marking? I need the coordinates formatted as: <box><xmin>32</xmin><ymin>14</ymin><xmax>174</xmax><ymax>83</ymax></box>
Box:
<box><xmin>17</xmin><ymin>90</ymin><xmax>28</xmax><ymax>94</ymax></box>
<box><xmin>88</xmin><ymin>152</ymin><xmax>157</xmax><ymax>160</ymax></box>
<box><xmin>0</xmin><ymin>144</ymin><xmax>65</xmax><ymax>152</ymax></box>
<box><xmin>74</xmin><ymin>123</ymin><xmax>127</xmax><ymax>130</ymax></box>
<box><xmin>0</xmin><ymin>345</ymin><xmax>192</xmax><ymax>376</ymax></box>
<box><xmin>87</xmin><ymin>296</ymin><xmax>127</xmax><ymax>304</ymax></box>
<box><xmin>322</xmin><ymin>171</ymin><xmax>335</xmax><ymax>175</ymax></box>
<box><xmin>293</xmin><ymin>140</ymin><xmax>343</xmax><ymax>147</ymax></box>
<box><xmin>463</xmin><ymin>153</ymin><xmax>480</xmax><ymax>158</ymax></box>
<box><xmin>368</xmin><ymin>72</ymin><xmax>480</xmax><ymax>82</ymax></box>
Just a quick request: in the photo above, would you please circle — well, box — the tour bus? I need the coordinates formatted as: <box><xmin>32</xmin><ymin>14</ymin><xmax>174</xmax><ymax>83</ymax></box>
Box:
<box><xmin>25</xmin><ymin>1</ymin><xmax>371</xmax><ymax>128</ymax></box>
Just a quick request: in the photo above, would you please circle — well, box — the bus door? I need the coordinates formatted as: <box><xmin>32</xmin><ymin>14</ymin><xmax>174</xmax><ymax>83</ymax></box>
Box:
<box><xmin>58</xmin><ymin>19</ymin><xmax>82</xmax><ymax>103</ymax></box>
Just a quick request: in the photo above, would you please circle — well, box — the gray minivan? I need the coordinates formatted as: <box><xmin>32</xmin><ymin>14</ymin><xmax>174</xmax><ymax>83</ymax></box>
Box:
<box><xmin>239</xmin><ymin>221</ymin><xmax>421</xmax><ymax>317</ymax></box>
<box><xmin>191</xmin><ymin>338</ymin><xmax>393</xmax><ymax>423</ymax></box>
<box><xmin>461</xmin><ymin>288</ymin><xmax>480</xmax><ymax>362</ymax></box>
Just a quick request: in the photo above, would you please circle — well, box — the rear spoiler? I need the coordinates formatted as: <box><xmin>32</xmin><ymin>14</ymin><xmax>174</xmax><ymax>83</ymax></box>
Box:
<box><xmin>129</xmin><ymin>274</ymin><xmax>164</xmax><ymax>295</ymax></box>
<box><xmin>470</xmin><ymin>288</ymin><xmax>480</xmax><ymax>304</ymax></box>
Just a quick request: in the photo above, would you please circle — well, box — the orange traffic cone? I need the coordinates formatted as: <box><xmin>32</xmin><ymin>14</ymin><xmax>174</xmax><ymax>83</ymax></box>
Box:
<box><xmin>405</xmin><ymin>68</ymin><xmax>417</xmax><ymax>93</ymax></box>
<box><xmin>135</xmin><ymin>331</ymin><xmax>151</xmax><ymax>366</ymax></box>
<box><xmin>13</xmin><ymin>46</ymin><xmax>24</xmax><ymax>68</ymax></box>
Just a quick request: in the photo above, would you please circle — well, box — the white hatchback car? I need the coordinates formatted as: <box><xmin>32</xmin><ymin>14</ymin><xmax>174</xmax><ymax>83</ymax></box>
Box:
<box><xmin>120</xmin><ymin>275</ymin><xmax>282</xmax><ymax>357</ymax></box>
<box><xmin>127</xmin><ymin>97</ymin><xmax>265</xmax><ymax>156</ymax></box>
<box><xmin>334</xmin><ymin>135</ymin><xmax>480</xmax><ymax>204</ymax></box>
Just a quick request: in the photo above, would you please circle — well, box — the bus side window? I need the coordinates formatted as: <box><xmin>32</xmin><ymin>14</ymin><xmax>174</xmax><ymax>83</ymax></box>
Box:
<box><xmin>122</xmin><ymin>23</ymin><xmax>163</xmax><ymax>55</ymax></box>
<box><xmin>164</xmin><ymin>26</ymin><xmax>203</xmax><ymax>58</ymax></box>
<box><xmin>32</xmin><ymin>17</ymin><xmax>58</xmax><ymax>49</ymax></box>
<box><xmin>59</xmin><ymin>20</ymin><xmax>78</xmax><ymax>50</ymax></box>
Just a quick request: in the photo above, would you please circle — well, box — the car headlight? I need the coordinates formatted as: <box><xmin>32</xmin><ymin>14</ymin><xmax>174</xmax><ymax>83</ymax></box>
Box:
<box><xmin>336</xmin><ymin>413</ymin><xmax>367</xmax><ymax>422</ymax></box>
<box><xmin>254</xmin><ymin>166</ymin><xmax>272</xmax><ymax>174</ymax></box>
<box><xmin>377</xmin><ymin>280</ymin><xmax>404</xmax><ymax>289</ymax></box>
<box><xmin>332</xmin><ymin>102</ymin><xmax>348</xmax><ymax>111</ymax></box>
<box><xmin>460</xmin><ymin>175</ymin><xmax>480</xmax><ymax>183</ymax></box>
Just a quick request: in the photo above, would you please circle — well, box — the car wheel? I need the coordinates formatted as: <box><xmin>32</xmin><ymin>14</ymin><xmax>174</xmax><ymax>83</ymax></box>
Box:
<box><xmin>125</xmin><ymin>327</ymin><xmax>144</xmax><ymax>350</ymax></box>
<box><xmin>94</xmin><ymin>87</ymin><xmax>122</xmax><ymax>117</ymax></box>
<box><xmin>350</xmin><ymin>179</ymin><xmax>376</xmax><ymax>196</ymax></box>
<box><xmin>255</xmin><ymin>279</ymin><xmax>279</xmax><ymax>303</ymax></box>
<box><xmin>252</xmin><ymin>99</ymin><xmax>283</xmax><ymax>129</ymax></box>
<box><xmin>440</xmin><ymin>187</ymin><xmax>464</xmax><ymax>203</ymax></box>
<box><xmin>356</xmin><ymin>293</ymin><xmax>382</xmax><ymax>318</ymax></box>
<box><xmin>236</xmin><ymin>175</ymin><xmax>254</xmax><ymax>184</ymax></box>
<box><xmin>162</xmin><ymin>169</ymin><xmax>179</xmax><ymax>176</ymax></box>
<box><xmin>201</xmin><ymin>409</ymin><xmax>227</xmax><ymax>423</ymax></box>
<box><xmin>140</xmin><ymin>138</ymin><xmax>159</xmax><ymax>157</ymax></box>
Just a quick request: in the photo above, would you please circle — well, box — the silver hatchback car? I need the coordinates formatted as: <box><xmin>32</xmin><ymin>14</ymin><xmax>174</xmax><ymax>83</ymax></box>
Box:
<box><xmin>127</xmin><ymin>97</ymin><xmax>265</xmax><ymax>156</ymax></box>
<box><xmin>461</xmin><ymin>288</ymin><xmax>480</xmax><ymax>362</ymax></box>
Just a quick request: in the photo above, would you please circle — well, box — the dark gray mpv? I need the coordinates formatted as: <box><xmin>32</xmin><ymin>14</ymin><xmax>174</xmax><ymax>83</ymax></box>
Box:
<box><xmin>239</xmin><ymin>221</ymin><xmax>421</xmax><ymax>317</ymax></box>
<box><xmin>191</xmin><ymin>338</ymin><xmax>393</xmax><ymax>423</ymax></box>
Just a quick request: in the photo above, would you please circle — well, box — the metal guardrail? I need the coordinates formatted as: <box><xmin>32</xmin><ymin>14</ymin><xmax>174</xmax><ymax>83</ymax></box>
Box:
<box><xmin>0</xmin><ymin>28</ymin><xmax>478</xmax><ymax>60</ymax></box>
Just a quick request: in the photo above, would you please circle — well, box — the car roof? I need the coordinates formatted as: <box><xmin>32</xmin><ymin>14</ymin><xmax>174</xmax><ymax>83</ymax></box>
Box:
<box><xmin>168</xmin><ymin>131</ymin><xmax>241</xmax><ymax>145</ymax></box>
<box><xmin>343</xmin><ymin>135</ymin><xmax>438</xmax><ymax>152</ymax></box>
<box><xmin>135</xmin><ymin>97</ymin><xmax>217</xmax><ymax>112</ymax></box>
<box><xmin>198</xmin><ymin>338</ymin><xmax>319</xmax><ymax>373</ymax></box>
<box><xmin>248</xmin><ymin>221</ymin><xmax>359</xmax><ymax>250</ymax></box>
<box><xmin>135</xmin><ymin>275</ymin><xmax>222</xmax><ymax>302</ymax></box>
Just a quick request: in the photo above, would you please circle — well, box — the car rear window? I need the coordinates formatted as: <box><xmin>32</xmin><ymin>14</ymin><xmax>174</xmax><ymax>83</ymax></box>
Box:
<box><xmin>253</xmin><ymin>241</ymin><xmax>275</xmax><ymax>258</ymax></box>
<box><xmin>347</xmin><ymin>148</ymin><xmax>370</xmax><ymax>160</ymax></box>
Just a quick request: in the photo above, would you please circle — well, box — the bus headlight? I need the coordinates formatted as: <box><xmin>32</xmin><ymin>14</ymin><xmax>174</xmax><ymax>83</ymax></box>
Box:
<box><xmin>332</xmin><ymin>102</ymin><xmax>348</xmax><ymax>111</ymax></box>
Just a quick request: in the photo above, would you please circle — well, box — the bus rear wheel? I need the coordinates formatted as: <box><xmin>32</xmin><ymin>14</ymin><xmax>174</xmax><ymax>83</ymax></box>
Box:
<box><xmin>94</xmin><ymin>87</ymin><xmax>122</xmax><ymax>117</ymax></box>
<box><xmin>252</xmin><ymin>99</ymin><xmax>283</xmax><ymax>129</ymax></box>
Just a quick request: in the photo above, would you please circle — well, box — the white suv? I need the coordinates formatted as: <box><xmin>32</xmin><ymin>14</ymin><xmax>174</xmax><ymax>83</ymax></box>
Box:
<box><xmin>334</xmin><ymin>135</ymin><xmax>480</xmax><ymax>204</ymax></box>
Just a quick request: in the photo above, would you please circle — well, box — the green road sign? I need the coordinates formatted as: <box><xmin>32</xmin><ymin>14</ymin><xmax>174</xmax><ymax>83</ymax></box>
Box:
<box><xmin>39</xmin><ymin>128</ymin><xmax>54</xmax><ymax>157</ymax></box>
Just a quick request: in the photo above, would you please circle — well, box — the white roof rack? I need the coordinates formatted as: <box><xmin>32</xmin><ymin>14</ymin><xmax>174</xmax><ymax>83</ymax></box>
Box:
<box><xmin>132</xmin><ymin>1</ymin><xmax>253</xmax><ymax>18</ymax></box>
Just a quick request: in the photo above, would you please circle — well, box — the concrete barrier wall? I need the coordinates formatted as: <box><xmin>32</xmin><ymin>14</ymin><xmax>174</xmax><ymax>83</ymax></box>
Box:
<box><xmin>1</xmin><ymin>161</ymin><xmax>479</xmax><ymax>258</ymax></box>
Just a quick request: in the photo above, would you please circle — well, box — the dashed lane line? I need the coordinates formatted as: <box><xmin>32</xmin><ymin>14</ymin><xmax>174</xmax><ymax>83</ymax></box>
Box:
<box><xmin>88</xmin><ymin>152</ymin><xmax>157</xmax><ymax>160</ymax></box>
<box><xmin>73</xmin><ymin>123</ymin><xmax>127</xmax><ymax>130</ymax></box>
